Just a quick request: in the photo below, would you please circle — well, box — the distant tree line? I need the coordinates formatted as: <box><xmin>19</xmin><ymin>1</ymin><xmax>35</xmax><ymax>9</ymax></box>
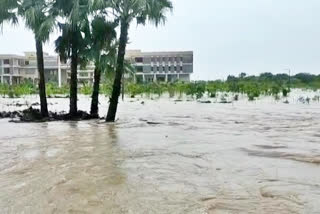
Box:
<box><xmin>226</xmin><ymin>72</ymin><xmax>320</xmax><ymax>89</ymax></box>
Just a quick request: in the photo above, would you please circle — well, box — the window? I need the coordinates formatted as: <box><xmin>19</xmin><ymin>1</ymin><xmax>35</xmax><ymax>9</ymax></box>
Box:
<box><xmin>162</xmin><ymin>57</ymin><xmax>166</xmax><ymax>61</ymax></box>
<box><xmin>79</xmin><ymin>72</ymin><xmax>88</xmax><ymax>77</ymax></box>
<box><xmin>163</xmin><ymin>67</ymin><xmax>165</xmax><ymax>72</ymax></box>
<box><xmin>25</xmin><ymin>61</ymin><xmax>29</xmax><ymax>65</ymax></box>
<box><xmin>168</xmin><ymin>67</ymin><xmax>171</xmax><ymax>71</ymax></box>
<box><xmin>157</xmin><ymin>67</ymin><xmax>159</xmax><ymax>72</ymax></box>
<box><xmin>151</xmin><ymin>67</ymin><xmax>153</xmax><ymax>72</ymax></box>
<box><xmin>4</xmin><ymin>68</ymin><xmax>10</xmax><ymax>74</ymax></box>
<box><xmin>174</xmin><ymin>66</ymin><xmax>177</xmax><ymax>71</ymax></box>
<box><xmin>180</xmin><ymin>57</ymin><xmax>183</xmax><ymax>62</ymax></box>
<box><xmin>135</xmin><ymin>57</ymin><xmax>143</xmax><ymax>63</ymax></box>
<box><xmin>3</xmin><ymin>59</ymin><xmax>10</xmax><ymax>65</ymax></box>
<box><xmin>136</xmin><ymin>66</ymin><xmax>143</xmax><ymax>72</ymax></box>
<box><xmin>180</xmin><ymin>66</ymin><xmax>183</xmax><ymax>71</ymax></box>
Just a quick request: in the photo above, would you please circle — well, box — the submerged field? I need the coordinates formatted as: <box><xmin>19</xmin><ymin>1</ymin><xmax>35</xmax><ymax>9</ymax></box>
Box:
<box><xmin>0</xmin><ymin>90</ymin><xmax>320</xmax><ymax>213</ymax></box>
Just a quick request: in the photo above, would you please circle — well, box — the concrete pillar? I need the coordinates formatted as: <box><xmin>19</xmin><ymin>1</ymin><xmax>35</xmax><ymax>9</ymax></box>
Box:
<box><xmin>58</xmin><ymin>56</ymin><xmax>62</xmax><ymax>87</ymax></box>
<box><xmin>133</xmin><ymin>74</ymin><xmax>137</xmax><ymax>83</ymax></box>
<box><xmin>153</xmin><ymin>74</ymin><xmax>157</xmax><ymax>83</ymax></box>
<box><xmin>165</xmin><ymin>74</ymin><xmax>168</xmax><ymax>82</ymax></box>
<box><xmin>0</xmin><ymin>75</ymin><xmax>3</xmax><ymax>84</ymax></box>
<box><xmin>177</xmin><ymin>74</ymin><xmax>180</xmax><ymax>81</ymax></box>
<box><xmin>9</xmin><ymin>76</ymin><xmax>12</xmax><ymax>85</ymax></box>
<box><xmin>142</xmin><ymin>74</ymin><xmax>145</xmax><ymax>82</ymax></box>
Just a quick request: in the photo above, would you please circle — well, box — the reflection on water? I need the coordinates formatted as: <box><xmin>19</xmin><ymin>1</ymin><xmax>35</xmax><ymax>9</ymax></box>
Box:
<box><xmin>0</xmin><ymin>95</ymin><xmax>320</xmax><ymax>213</ymax></box>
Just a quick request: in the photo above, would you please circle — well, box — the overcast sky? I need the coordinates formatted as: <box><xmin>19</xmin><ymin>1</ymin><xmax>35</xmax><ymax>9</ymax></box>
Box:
<box><xmin>1</xmin><ymin>0</ymin><xmax>320</xmax><ymax>80</ymax></box>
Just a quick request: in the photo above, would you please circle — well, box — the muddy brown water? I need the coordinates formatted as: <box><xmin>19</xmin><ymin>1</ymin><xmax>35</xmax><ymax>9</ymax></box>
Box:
<box><xmin>0</xmin><ymin>93</ymin><xmax>320</xmax><ymax>213</ymax></box>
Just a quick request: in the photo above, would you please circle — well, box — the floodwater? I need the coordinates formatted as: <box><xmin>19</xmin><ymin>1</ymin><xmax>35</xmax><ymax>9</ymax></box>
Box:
<box><xmin>0</xmin><ymin>92</ymin><xmax>320</xmax><ymax>213</ymax></box>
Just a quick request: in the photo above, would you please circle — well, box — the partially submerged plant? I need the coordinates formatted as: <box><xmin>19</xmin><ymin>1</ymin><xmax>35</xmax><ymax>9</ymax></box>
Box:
<box><xmin>282</xmin><ymin>88</ymin><xmax>289</xmax><ymax>97</ymax></box>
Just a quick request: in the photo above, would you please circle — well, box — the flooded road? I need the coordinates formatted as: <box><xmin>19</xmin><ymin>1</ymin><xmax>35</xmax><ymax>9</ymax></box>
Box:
<box><xmin>0</xmin><ymin>93</ymin><xmax>320</xmax><ymax>213</ymax></box>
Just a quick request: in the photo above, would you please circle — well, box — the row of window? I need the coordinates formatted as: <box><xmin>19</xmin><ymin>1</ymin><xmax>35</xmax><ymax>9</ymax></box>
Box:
<box><xmin>153</xmin><ymin>57</ymin><xmax>183</xmax><ymax>62</ymax></box>
<box><xmin>1</xmin><ymin>59</ymin><xmax>30</xmax><ymax>65</ymax></box>
<box><xmin>151</xmin><ymin>66</ymin><xmax>183</xmax><ymax>72</ymax></box>
<box><xmin>135</xmin><ymin>65</ymin><xmax>184</xmax><ymax>72</ymax></box>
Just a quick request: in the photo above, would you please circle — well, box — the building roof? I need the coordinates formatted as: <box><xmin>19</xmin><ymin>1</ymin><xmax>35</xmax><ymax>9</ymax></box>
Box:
<box><xmin>0</xmin><ymin>54</ymin><xmax>26</xmax><ymax>59</ymax></box>
<box><xmin>0</xmin><ymin>52</ymin><xmax>54</xmax><ymax>59</ymax></box>
<box><xmin>126</xmin><ymin>50</ymin><xmax>193</xmax><ymax>57</ymax></box>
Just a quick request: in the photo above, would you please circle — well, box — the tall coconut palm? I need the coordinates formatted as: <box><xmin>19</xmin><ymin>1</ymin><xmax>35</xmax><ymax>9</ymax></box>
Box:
<box><xmin>54</xmin><ymin>0</ymin><xmax>91</xmax><ymax>117</ymax></box>
<box><xmin>20</xmin><ymin>0</ymin><xmax>56</xmax><ymax>118</ymax></box>
<box><xmin>84</xmin><ymin>16</ymin><xmax>117</xmax><ymax>117</ymax></box>
<box><xmin>93</xmin><ymin>0</ymin><xmax>173</xmax><ymax>122</ymax></box>
<box><xmin>1</xmin><ymin>0</ymin><xmax>55</xmax><ymax>118</ymax></box>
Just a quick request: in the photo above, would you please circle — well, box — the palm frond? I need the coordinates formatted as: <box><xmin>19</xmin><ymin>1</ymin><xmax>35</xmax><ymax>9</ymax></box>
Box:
<box><xmin>0</xmin><ymin>0</ymin><xmax>19</xmax><ymax>28</ymax></box>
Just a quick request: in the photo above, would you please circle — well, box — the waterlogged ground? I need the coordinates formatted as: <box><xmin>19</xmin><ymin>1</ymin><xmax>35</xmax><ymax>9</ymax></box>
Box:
<box><xmin>0</xmin><ymin>91</ymin><xmax>320</xmax><ymax>213</ymax></box>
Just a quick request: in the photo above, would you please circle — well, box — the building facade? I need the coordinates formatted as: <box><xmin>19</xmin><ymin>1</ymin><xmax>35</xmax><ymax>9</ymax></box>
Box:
<box><xmin>126</xmin><ymin>50</ymin><xmax>193</xmax><ymax>83</ymax></box>
<box><xmin>0</xmin><ymin>52</ymin><xmax>94</xmax><ymax>86</ymax></box>
<box><xmin>0</xmin><ymin>50</ymin><xmax>193</xmax><ymax>86</ymax></box>
<box><xmin>0</xmin><ymin>54</ymin><xmax>26</xmax><ymax>85</ymax></box>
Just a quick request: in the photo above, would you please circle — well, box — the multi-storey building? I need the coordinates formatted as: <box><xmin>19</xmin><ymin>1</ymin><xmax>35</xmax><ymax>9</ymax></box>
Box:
<box><xmin>0</xmin><ymin>52</ymin><xmax>94</xmax><ymax>86</ymax></box>
<box><xmin>0</xmin><ymin>54</ymin><xmax>26</xmax><ymax>85</ymax></box>
<box><xmin>126</xmin><ymin>50</ymin><xmax>193</xmax><ymax>83</ymax></box>
<box><xmin>0</xmin><ymin>50</ymin><xmax>193</xmax><ymax>86</ymax></box>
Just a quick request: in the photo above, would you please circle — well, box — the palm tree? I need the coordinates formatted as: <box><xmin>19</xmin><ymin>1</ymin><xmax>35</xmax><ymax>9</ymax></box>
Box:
<box><xmin>93</xmin><ymin>0</ymin><xmax>173</xmax><ymax>122</ymax></box>
<box><xmin>20</xmin><ymin>0</ymin><xmax>56</xmax><ymax>118</ymax></box>
<box><xmin>84</xmin><ymin>16</ymin><xmax>117</xmax><ymax>117</ymax></box>
<box><xmin>54</xmin><ymin>0</ymin><xmax>91</xmax><ymax>117</ymax></box>
<box><xmin>1</xmin><ymin>0</ymin><xmax>55</xmax><ymax>118</ymax></box>
<box><xmin>0</xmin><ymin>0</ymin><xmax>19</xmax><ymax>28</ymax></box>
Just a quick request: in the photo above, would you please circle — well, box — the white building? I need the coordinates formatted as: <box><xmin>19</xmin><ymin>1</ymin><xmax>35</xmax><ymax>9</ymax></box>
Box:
<box><xmin>0</xmin><ymin>52</ymin><xmax>94</xmax><ymax>86</ymax></box>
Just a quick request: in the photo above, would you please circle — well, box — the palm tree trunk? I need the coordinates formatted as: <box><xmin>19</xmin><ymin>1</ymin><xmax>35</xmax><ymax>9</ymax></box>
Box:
<box><xmin>69</xmin><ymin>46</ymin><xmax>78</xmax><ymax>117</ymax></box>
<box><xmin>106</xmin><ymin>20</ymin><xmax>129</xmax><ymax>122</ymax></box>
<box><xmin>90</xmin><ymin>66</ymin><xmax>101</xmax><ymax>117</ymax></box>
<box><xmin>35</xmin><ymin>38</ymin><xmax>49</xmax><ymax>118</ymax></box>
<box><xmin>121</xmin><ymin>73</ymin><xmax>125</xmax><ymax>101</ymax></box>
